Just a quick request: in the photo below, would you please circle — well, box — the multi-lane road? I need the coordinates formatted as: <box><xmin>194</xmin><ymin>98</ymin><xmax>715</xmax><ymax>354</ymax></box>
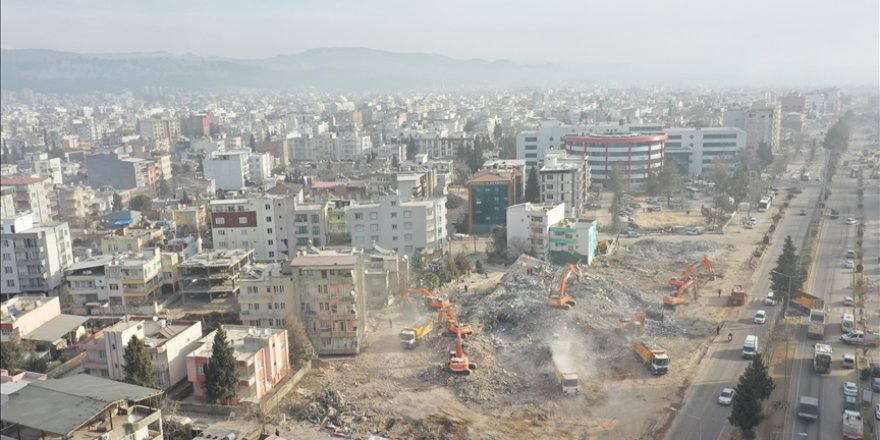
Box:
<box><xmin>666</xmin><ymin>156</ymin><xmax>828</xmax><ymax>440</ymax></box>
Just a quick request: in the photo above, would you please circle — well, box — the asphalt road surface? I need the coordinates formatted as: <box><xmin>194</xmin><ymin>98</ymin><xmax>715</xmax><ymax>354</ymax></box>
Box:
<box><xmin>665</xmin><ymin>157</ymin><xmax>827</xmax><ymax>440</ymax></box>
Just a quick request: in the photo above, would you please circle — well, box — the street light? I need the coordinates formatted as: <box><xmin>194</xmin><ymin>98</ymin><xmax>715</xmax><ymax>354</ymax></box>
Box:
<box><xmin>770</xmin><ymin>269</ymin><xmax>797</xmax><ymax>316</ymax></box>
<box><xmin>669</xmin><ymin>406</ymin><xmax>702</xmax><ymax>440</ymax></box>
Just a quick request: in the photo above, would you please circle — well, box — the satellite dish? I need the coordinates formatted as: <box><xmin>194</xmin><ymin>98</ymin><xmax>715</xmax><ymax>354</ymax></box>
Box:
<box><xmin>153</xmin><ymin>315</ymin><xmax>159</xmax><ymax>322</ymax></box>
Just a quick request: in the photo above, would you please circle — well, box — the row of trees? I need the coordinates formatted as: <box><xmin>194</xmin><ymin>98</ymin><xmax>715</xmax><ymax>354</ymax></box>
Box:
<box><xmin>728</xmin><ymin>354</ymin><xmax>776</xmax><ymax>439</ymax></box>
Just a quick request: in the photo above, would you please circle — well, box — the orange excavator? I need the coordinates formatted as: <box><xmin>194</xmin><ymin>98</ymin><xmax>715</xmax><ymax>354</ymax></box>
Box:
<box><xmin>437</xmin><ymin>304</ymin><xmax>474</xmax><ymax>336</ymax></box>
<box><xmin>663</xmin><ymin>278</ymin><xmax>699</xmax><ymax>306</ymax></box>
<box><xmin>667</xmin><ymin>256</ymin><xmax>718</xmax><ymax>288</ymax></box>
<box><xmin>447</xmin><ymin>327</ymin><xmax>477</xmax><ymax>375</ymax></box>
<box><xmin>548</xmin><ymin>264</ymin><xmax>579</xmax><ymax>310</ymax></box>
<box><xmin>402</xmin><ymin>287</ymin><xmax>450</xmax><ymax>310</ymax></box>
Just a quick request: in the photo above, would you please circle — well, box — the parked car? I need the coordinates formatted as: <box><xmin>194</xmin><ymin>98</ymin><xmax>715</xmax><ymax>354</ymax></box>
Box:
<box><xmin>627</xmin><ymin>230</ymin><xmax>641</xmax><ymax>238</ymax></box>
<box><xmin>846</xmin><ymin>217</ymin><xmax>857</xmax><ymax>225</ymax></box>
<box><xmin>718</xmin><ymin>388</ymin><xmax>735</xmax><ymax>406</ymax></box>
<box><xmin>764</xmin><ymin>292</ymin><xmax>776</xmax><ymax>306</ymax></box>
<box><xmin>844</xmin><ymin>382</ymin><xmax>858</xmax><ymax>397</ymax></box>
<box><xmin>847</xmin><ymin>249</ymin><xmax>856</xmax><ymax>258</ymax></box>
<box><xmin>743</xmin><ymin>222</ymin><xmax>755</xmax><ymax>229</ymax></box>
<box><xmin>798</xmin><ymin>209</ymin><xmax>807</xmax><ymax>216</ymax></box>
<box><xmin>845</xmin><ymin>260</ymin><xmax>855</xmax><ymax>269</ymax></box>
<box><xmin>844</xmin><ymin>395</ymin><xmax>859</xmax><ymax>411</ymax></box>
<box><xmin>754</xmin><ymin>310</ymin><xmax>767</xmax><ymax>324</ymax></box>
<box><xmin>875</xmin><ymin>403</ymin><xmax>880</xmax><ymax>421</ymax></box>
<box><xmin>843</xmin><ymin>353</ymin><xmax>856</xmax><ymax>369</ymax></box>
<box><xmin>844</xmin><ymin>296</ymin><xmax>855</xmax><ymax>306</ymax></box>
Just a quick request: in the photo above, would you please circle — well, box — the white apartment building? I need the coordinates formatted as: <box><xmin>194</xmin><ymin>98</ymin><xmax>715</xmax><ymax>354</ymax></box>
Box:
<box><xmin>348</xmin><ymin>193</ymin><xmax>447</xmax><ymax>258</ymax></box>
<box><xmin>238</xmin><ymin>263</ymin><xmax>295</xmax><ymax>328</ymax></box>
<box><xmin>335</xmin><ymin>132</ymin><xmax>372</xmax><ymax>160</ymax></box>
<box><xmin>506</xmin><ymin>203</ymin><xmax>565</xmax><ymax>260</ymax></box>
<box><xmin>82</xmin><ymin>318</ymin><xmax>203</xmax><ymax>389</ymax></box>
<box><xmin>22</xmin><ymin>152</ymin><xmax>63</xmax><ymax>185</ymax></box>
<box><xmin>539</xmin><ymin>153</ymin><xmax>591</xmax><ymax>218</ymax></box>
<box><xmin>64</xmin><ymin>255</ymin><xmax>114</xmax><ymax>305</ymax></box>
<box><xmin>105</xmin><ymin>248</ymin><xmax>163</xmax><ymax>306</ymax></box>
<box><xmin>516</xmin><ymin>121</ymin><xmax>664</xmax><ymax>168</ymax></box>
<box><xmin>0</xmin><ymin>211</ymin><xmax>72</xmax><ymax>299</ymax></box>
<box><xmin>203</xmin><ymin>149</ymin><xmax>250</xmax><ymax>191</ymax></box>
<box><xmin>0</xmin><ymin>175</ymin><xmax>54</xmax><ymax>224</ymax></box>
<box><xmin>743</xmin><ymin>103</ymin><xmax>782</xmax><ymax>151</ymax></box>
<box><xmin>249</xmin><ymin>152</ymin><xmax>273</xmax><ymax>184</ymax></box>
<box><xmin>665</xmin><ymin>127</ymin><xmax>747</xmax><ymax>178</ymax></box>
<box><xmin>1</xmin><ymin>187</ymin><xmax>15</xmax><ymax>219</ymax></box>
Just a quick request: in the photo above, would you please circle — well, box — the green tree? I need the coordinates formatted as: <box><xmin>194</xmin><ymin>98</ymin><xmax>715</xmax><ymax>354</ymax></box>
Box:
<box><xmin>823</xmin><ymin>118</ymin><xmax>850</xmax><ymax>151</ymax></box>
<box><xmin>284</xmin><ymin>313</ymin><xmax>317</xmax><ymax>370</ymax></box>
<box><xmin>708</xmin><ymin>160</ymin><xmax>729</xmax><ymax>195</ymax></box>
<box><xmin>23</xmin><ymin>353</ymin><xmax>48</xmax><ymax>373</ymax></box>
<box><xmin>756</xmin><ymin>141</ymin><xmax>773</xmax><ymax>170</ymax></box>
<box><xmin>492</xmin><ymin>123</ymin><xmax>502</xmax><ymax>142</ymax></box>
<box><xmin>525</xmin><ymin>167</ymin><xmax>540</xmax><ymax>202</ymax></box>
<box><xmin>124</xmin><ymin>335</ymin><xmax>156</xmax><ymax>388</ymax></box>
<box><xmin>474</xmin><ymin>260</ymin><xmax>486</xmax><ymax>275</ymax></box>
<box><xmin>454</xmin><ymin>253</ymin><xmax>470</xmax><ymax>275</ymax></box>
<box><xmin>112</xmin><ymin>192</ymin><xmax>123</xmax><ymax>211</ymax></box>
<box><xmin>728</xmin><ymin>159</ymin><xmax>751</xmax><ymax>204</ymax></box>
<box><xmin>204</xmin><ymin>327</ymin><xmax>237</xmax><ymax>403</ymax></box>
<box><xmin>728</xmin><ymin>354</ymin><xmax>775</xmax><ymax>439</ymax></box>
<box><xmin>272</xmin><ymin>164</ymin><xmax>289</xmax><ymax>176</ymax></box>
<box><xmin>489</xmin><ymin>225</ymin><xmax>508</xmax><ymax>261</ymax></box>
<box><xmin>157</xmin><ymin>180</ymin><xmax>171</xmax><ymax>197</ymax></box>
<box><xmin>129</xmin><ymin>195</ymin><xmax>153</xmax><ymax>212</ymax></box>
<box><xmin>644</xmin><ymin>168</ymin><xmax>662</xmax><ymax>197</ymax></box>
<box><xmin>0</xmin><ymin>341</ymin><xmax>24</xmax><ymax>371</ymax></box>
<box><xmin>742</xmin><ymin>354</ymin><xmax>775</xmax><ymax>401</ymax></box>
<box><xmin>770</xmin><ymin>235</ymin><xmax>805</xmax><ymax>302</ymax></box>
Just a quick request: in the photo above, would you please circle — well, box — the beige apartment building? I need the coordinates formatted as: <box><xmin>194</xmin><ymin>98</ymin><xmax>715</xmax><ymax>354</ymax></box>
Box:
<box><xmin>105</xmin><ymin>249</ymin><xmax>163</xmax><ymax>307</ymax></box>
<box><xmin>238</xmin><ymin>263</ymin><xmax>295</xmax><ymax>328</ymax></box>
<box><xmin>100</xmin><ymin>228</ymin><xmax>165</xmax><ymax>255</ymax></box>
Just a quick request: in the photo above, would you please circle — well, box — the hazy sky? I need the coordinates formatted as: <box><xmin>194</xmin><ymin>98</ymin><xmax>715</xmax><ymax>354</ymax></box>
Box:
<box><xmin>1</xmin><ymin>0</ymin><xmax>878</xmax><ymax>84</ymax></box>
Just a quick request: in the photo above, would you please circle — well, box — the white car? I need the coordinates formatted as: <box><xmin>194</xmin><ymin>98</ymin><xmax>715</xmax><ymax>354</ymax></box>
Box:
<box><xmin>764</xmin><ymin>292</ymin><xmax>776</xmax><ymax>306</ymax></box>
<box><xmin>845</xmin><ymin>260</ymin><xmax>855</xmax><ymax>269</ymax></box>
<box><xmin>754</xmin><ymin>310</ymin><xmax>766</xmax><ymax>324</ymax></box>
<box><xmin>845</xmin><ymin>217</ymin><xmax>857</xmax><ymax>225</ymax></box>
<box><xmin>875</xmin><ymin>403</ymin><xmax>880</xmax><ymax>421</ymax></box>
<box><xmin>843</xmin><ymin>353</ymin><xmax>856</xmax><ymax>369</ymax></box>
<box><xmin>718</xmin><ymin>388</ymin><xmax>735</xmax><ymax>405</ymax></box>
<box><xmin>743</xmin><ymin>222</ymin><xmax>755</xmax><ymax>229</ymax></box>
<box><xmin>844</xmin><ymin>296</ymin><xmax>855</xmax><ymax>306</ymax></box>
<box><xmin>843</xmin><ymin>382</ymin><xmax>858</xmax><ymax>397</ymax></box>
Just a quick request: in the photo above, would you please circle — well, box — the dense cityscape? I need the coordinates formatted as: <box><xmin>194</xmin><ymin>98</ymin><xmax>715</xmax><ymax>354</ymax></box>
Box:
<box><xmin>0</xmin><ymin>2</ymin><xmax>878</xmax><ymax>440</ymax></box>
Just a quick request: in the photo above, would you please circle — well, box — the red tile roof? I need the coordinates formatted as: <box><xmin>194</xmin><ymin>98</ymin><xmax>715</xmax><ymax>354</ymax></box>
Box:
<box><xmin>0</xmin><ymin>175</ymin><xmax>48</xmax><ymax>186</ymax></box>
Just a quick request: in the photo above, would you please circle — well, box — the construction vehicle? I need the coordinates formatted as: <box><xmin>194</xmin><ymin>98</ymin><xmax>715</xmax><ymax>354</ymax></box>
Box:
<box><xmin>843</xmin><ymin>410</ymin><xmax>864</xmax><ymax>440</ymax></box>
<box><xmin>830</xmin><ymin>209</ymin><xmax>841</xmax><ymax>219</ymax></box>
<box><xmin>447</xmin><ymin>327</ymin><xmax>477</xmax><ymax>375</ymax></box>
<box><xmin>549</xmin><ymin>322</ymin><xmax>578</xmax><ymax>394</ymax></box>
<box><xmin>547</xmin><ymin>264</ymin><xmax>578</xmax><ymax>310</ymax></box>
<box><xmin>618</xmin><ymin>311</ymin><xmax>647</xmax><ymax>335</ymax></box>
<box><xmin>729</xmin><ymin>285</ymin><xmax>747</xmax><ymax>306</ymax></box>
<box><xmin>663</xmin><ymin>278</ymin><xmax>698</xmax><ymax>306</ymax></box>
<box><xmin>813</xmin><ymin>343</ymin><xmax>832</xmax><ymax>374</ymax></box>
<box><xmin>633</xmin><ymin>340</ymin><xmax>670</xmax><ymax>375</ymax></box>
<box><xmin>667</xmin><ymin>256</ymin><xmax>718</xmax><ymax>287</ymax></box>
<box><xmin>807</xmin><ymin>309</ymin><xmax>826</xmax><ymax>339</ymax></box>
<box><xmin>402</xmin><ymin>287</ymin><xmax>450</xmax><ymax>310</ymax></box>
<box><xmin>399</xmin><ymin>318</ymin><xmax>434</xmax><ymax>349</ymax></box>
<box><xmin>790</xmin><ymin>292</ymin><xmax>825</xmax><ymax>315</ymax></box>
<box><xmin>437</xmin><ymin>304</ymin><xmax>474</xmax><ymax>336</ymax></box>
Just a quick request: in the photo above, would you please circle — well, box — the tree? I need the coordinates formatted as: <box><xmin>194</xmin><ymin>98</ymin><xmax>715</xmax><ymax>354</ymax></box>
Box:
<box><xmin>728</xmin><ymin>354</ymin><xmax>775</xmax><ymax>439</ymax></box>
<box><xmin>742</xmin><ymin>354</ymin><xmax>775</xmax><ymax>401</ymax></box>
<box><xmin>707</xmin><ymin>160</ymin><xmax>729</xmax><ymax>195</ymax></box>
<box><xmin>158</xmin><ymin>180</ymin><xmax>171</xmax><ymax>197</ymax></box>
<box><xmin>492</xmin><ymin>123</ymin><xmax>502</xmax><ymax>143</ymax></box>
<box><xmin>644</xmin><ymin>168</ymin><xmax>662</xmax><ymax>197</ymax></box>
<box><xmin>405</xmin><ymin>138</ymin><xmax>418</xmax><ymax>160</ymax></box>
<box><xmin>489</xmin><ymin>225</ymin><xmax>508</xmax><ymax>261</ymax></box>
<box><xmin>284</xmin><ymin>313</ymin><xmax>317</xmax><ymax>370</ymax></box>
<box><xmin>112</xmin><ymin>193</ymin><xmax>123</xmax><ymax>211</ymax></box>
<box><xmin>756</xmin><ymin>141</ymin><xmax>773</xmax><ymax>170</ymax></box>
<box><xmin>272</xmin><ymin>164</ymin><xmax>289</xmax><ymax>176</ymax></box>
<box><xmin>204</xmin><ymin>327</ymin><xmax>237</xmax><ymax>403</ymax></box>
<box><xmin>180</xmin><ymin>190</ymin><xmax>192</xmax><ymax>205</ymax></box>
<box><xmin>657</xmin><ymin>164</ymin><xmax>683</xmax><ymax>208</ymax></box>
<box><xmin>454</xmin><ymin>253</ymin><xmax>470</xmax><ymax>275</ymax></box>
<box><xmin>124</xmin><ymin>335</ymin><xmax>156</xmax><ymax>388</ymax></box>
<box><xmin>0</xmin><ymin>341</ymin><xmax>24</xmax><ymax>371</ymax></box>
<box><xmin>770</xmin><ymin>235</ymin><xmax>805</xmax><ymax>302</ymax></box>
<box><xmin>463</xmin><ymin>120</ymin><xmax>477</xmax><ymax>133</ymax></box>
<box><xmin>129</xmin><ymin>195</ymin><xmax>153</xmax><ymax>213</ymax></box>
<box><xmin>474</xmin><ymin>260</ymin><xmax>486</xmax><ymax>275</ymax></box>
<box><xmin>525</xmin><ymin>167</ymin><xmax>540</xmax><ymax>202</ymax></box>
<box><xmin>23</xmin><ymin>353</ymin><xmax>48</xmax><ymax>373</ymax></box>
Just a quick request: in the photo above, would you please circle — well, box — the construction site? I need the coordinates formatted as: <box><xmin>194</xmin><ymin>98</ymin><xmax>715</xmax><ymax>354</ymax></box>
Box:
<box><xmin>278</xmin><ymin>229</ymin><xmax>763</xmax><ymax>440</ymax></box>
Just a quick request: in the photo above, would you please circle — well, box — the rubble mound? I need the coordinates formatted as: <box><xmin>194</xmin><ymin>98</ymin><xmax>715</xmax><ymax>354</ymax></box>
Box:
<box><xmin>625</xmin><ymin>239</ymin><xmax>731</xmax><ymax>263</ymax></box>
<box><xmin>298</xmin><ymin>386</ymin><xmax>352</xmax><ymax>434</ymax></box>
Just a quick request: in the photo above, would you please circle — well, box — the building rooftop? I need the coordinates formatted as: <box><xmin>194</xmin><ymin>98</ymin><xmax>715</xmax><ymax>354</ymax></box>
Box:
<box><xmin>1</xmin><ymin>296</ymin><xmax>54</xmax><ymax>324</ymax></box>
<box><xmin>189</xmin><ymin>325</ymin><xmax>285</xmax><ymax>362</ymax></box>
<box><xmin>290</xmin><ymin>251</ymin><xmax>359</xmax><ymax>268</ymax></box>
<box><xmin>26</xmin><ymin>314</ymin><xmax>89</xmax><ymax>343</ymax></box>
<box><xmin>179</xmin><ymin>248</ymin><xmax>254</xmax><ymax>268</ymax></box>
<box><xmin>0</xmin><ymin>175</ymin><xmax>47</xmax><ymax>186</ymax></box>
<box><xmin>101</xmin><ymin>318</ymin><xmax>197</xmax><ymax>348</ymax></box>
<box><xmin>240</xmin><ymin>263</ymin><xmax>284</xmax><ymax>281</ymax></box>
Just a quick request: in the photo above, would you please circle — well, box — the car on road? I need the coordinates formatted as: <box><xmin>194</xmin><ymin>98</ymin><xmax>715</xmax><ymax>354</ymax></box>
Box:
<box><xmin>844</xmin><ymin>395</ymin><xmax>859</xmax><ymax>411</ymax></box>
<box><xmin>798</xmin><ymin>209</ymin><xmax>807</xmax><ymax>215</ymax></box>
<box><xmin>845</xmin><ymin>260</ymin><xmax>855</xmax><ymax>269</ymax></box>
<box><xmin>718</xmin><ymin>388</ymin><xmax>734</xmax><ymax>405</ymax></box>
<box><xmin>844</xmin><ymin>382</ymin><xmax>858</xmax><ymax>397</ymax></box>
<box><xmin>764</xmin><ymin>292</ymin><xmax>776</xmax><ymax>306</ymax></box>
<box><xmin>754</xmin><ymin>310</ymin><xmax>766</xmax><ymax>324</ymax></box>
<box><xmin>626</xmin><ymin>230</ymin><xmax>641</xmax><ymax>238</ymax></box>
<box><xmin>875</xmin><ymin>403</ymin><xmax>880</xmax><ymax>421</ymax></box>
<box><xmin>743</xmin><ymin>222</ymin><xmax>755</xmax><ymax>229</ymax></box>
<box><xmin>846</xmin><ymin>217</ymin><xmax>857</xmax><ymax>225</ymax></box>
<box><xmin>846</xmin><ymin>249</ymin><xmax>856</xmax><ymax>258</ymax></box>
<box><xmin>844</xmin><ymin>296</ymin><xmax>855</xmax><ymax>306</ymax></box>
<box><xmin>873</xmin><ymin>377</ymin><xmax>880</xmax><ymax>392</ymax></box>
<box><xmin>843</xmin><ymin>353</ymin><xmax>856</xmax><ymax>369</ymax></box>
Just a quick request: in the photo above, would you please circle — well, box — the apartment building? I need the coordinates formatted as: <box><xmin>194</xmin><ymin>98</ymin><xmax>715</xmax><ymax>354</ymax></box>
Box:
<box><xmin>171</xmin><ymin>205</ymin><xmax>207</xmax><ymax>232</ymax></box>
<box><xmin>249</xmin><ymin>152</ymin><xmax>273</xmax><ymax>185</ymax></box>
<box><xmin>326</xmin><ymin>199</ymin><xmax>352</xmax><ymax>246</ymax></box>
<box><xmin>362</xmin><ymin>245</ymin><xmax>409</xmax><ymax>309</ymax></box>
<box><xmin>517</xmin><ymin>121</ymin><xmax>665</xmax><ymax>169</ymax></box>
<box><xmin>105</xmin><ymin>249</ymin><xmax>163</xmax><ymax>307</ymax></box>
<box><xmin>467</xmin><ymin>168</ymin><xmax>523</xmax><ymax>235</ymax></box>
<box><xmin>290</xmin><ymin>250</ymin><xmax>366</xmax><ymax>355</ymax></box>
<box><xmin>0</xmin><ymin>175</ymin><xmax>54</xmax><ymax>224</ymax></box>
<box><xmin>21</xmin><ymin>152</ymin><xmax>63</xmax><ymax>185</ymax></box>
<box><xmin>539</xmin><ymin>153</ymin><xmax>591</xmax><ymax>218</ymax></box>
<box><xmin>186</xmin><ymin>325</ymin><xmax>289</xmax><ymax>403</ymax></box>
<box><xmin>64</xmin><ymin>255</ymin><xmax>114</xmax><ymax>306</ymax></box>
<box><xmin>180</xmin><ymin>113</ymin><xmax>212</xmax><ymax>138</ymax></box>
<box><xmin>85</xmin><ymin>153</ymin><xmax>152</xmax><ymax>190</ymax></box>
<box><xmin>0</xmin><ymin>211</ymin><xmax>73</xmax><ymax>299</ymax></box>
<box><xmin>203</xmin><ymin>149</ymin><xmax>251</xmax><ymax>191</ymax></box>
<box><xmin>664</xmin><ymin>127</ymin><xmax>746</xmax><ymax>178</ymax></box>
<box><xmin>238</xmin><ymin>263</ymin><xmax>296</xmax><ymax>328</ymax></box>
<box><xmin>138</xmin><ymin>116</ymin><xmax>181</xmax><ymax>144</ymax></box>
<box><xmin>548</xmin><ymin>218</ymin><xmax>599</xmax><ymax>265</ymax></box>
<box><xmin>54</xmin><ymin>184</ymin><xmax>95</xmax><ymax>220</ymax></box>
<box><xmin>1</xmin><ymin>187</ymin><xmax>15</xmax><ymax>219</ymax></box>
<box><xmin>743</xmin><ymin>102</ymin><xmax>782</xmax><ymax>151</ymax></box>
<box><xmin>334</xmin><ymin>132</ymin><xmax>372</xmax><ymax>160</ymax></box>
<box><xmin>506</xmin><ymin>203</ymin><xmax>566</xmax><ymax>260</ymax></box>
<box><xmin>82</xmin><ymin>318</ymin><xmax>203</xmax><ymax>389</ymax></box>
<box><xmin>348</xmin><ymin>193</ymin><xmax>447</xmax><ymax>258</ymax></box>
<box><xmin>255</xmin><ymin>139</ymin><xmax>290</xmax><ymax>166</ymax></box>
<box><xmin>177</xmin><ymin>248</ymin><xmax>253</xmax><ymax>303</ymax></box>
<box><xmin>0</xmin><ymin>296</ymin><xmax>87</xmax><ymax>347</ymax></box>
<box><xmin>100</xmin><ymin>228</ymin><xmax>165</xmax><ymax>255</ymax></box>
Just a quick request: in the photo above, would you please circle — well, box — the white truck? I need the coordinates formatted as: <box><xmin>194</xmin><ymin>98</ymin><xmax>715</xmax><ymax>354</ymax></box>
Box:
<box><xmin>550</xmin><ymin>341</ymin><xmax>580</xmax><ymax>394</ymax></box>
<box><xmin>807</xmin><ymin>309</ymin><xmax>826</xmax><ymax>339</ymax></box>
<box><xmin>797</xmin><ymin>396</ymin><xmax>819</xmax><ymax>421</ymax></box>
<box><xmin>842</xmin><ymin>410</ymin><xmax>864</xmax><ymax>440</ymax></box>
<box><xmin>813</xmin><ymin>343</ymin><xmax>832</xmax><ymax>374</ymax></box>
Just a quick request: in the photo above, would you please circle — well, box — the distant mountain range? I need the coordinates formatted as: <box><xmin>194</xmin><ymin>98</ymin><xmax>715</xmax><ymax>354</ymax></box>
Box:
<box><xmin>0</xmin><ymin>47</ymin><xmax>580</xmax><ymax>92</ymax></box>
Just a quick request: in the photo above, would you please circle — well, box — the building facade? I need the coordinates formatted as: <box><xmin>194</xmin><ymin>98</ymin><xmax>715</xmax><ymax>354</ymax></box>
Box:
<box><xmin>0</xmin><ymin>176</ymin><xmax>54</xmax><ymax>224</ymax></box>
<box><xmin>85</xmin><ymin>153</ymin><xmax>151</xmax><ymax>190</ymax></box>
<box><xmin>563</xmin><ymin>133</ymin><xmax>667</xmax><ymax>187</ymax></box>
<box><xmin>548</xmin><ymin>218</ymin><xmax>599</xmax><ymax>265</ymax></box>
<box><xmin>203</xmin><ymin>150</ymin><xmax>251</xmax><ymax>191</ymax></box>
<box><xmin>466</xmin><ymin>169</ymin><xmax>523</xmax><ymax>235</ymax></box>
<box><xmin>0</xmin><ymin>212</ymin><xmax>72</xmax><ymax>299</ymax></box>
<box><xmin>539</xmin><ymin>153</ymin><xmax>591</xmax><ymax>218</ymax></box>
<box><xmin>238</xmin><ymin>263</ymin><xmax>296</xmax><ymax>328</ymax></box>
<box><xmin>505</xmin><ymin>203</ymin><xmax>566</xmax><ymax>260</ymax></box>
<box><xmin>664</xmin><ymin>127</ymin><xmax>746</xmax><ymax>178</ymax></box>
<box><xmin>347</xmin><ymin>193</ymin><xmax>447</xmax><ymax>258</ymax></box>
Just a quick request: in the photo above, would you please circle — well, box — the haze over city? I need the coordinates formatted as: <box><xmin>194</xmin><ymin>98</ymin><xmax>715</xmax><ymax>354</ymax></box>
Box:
<box><xmin>1</xmin><ymin>0</ymin><xmax>878</xmax><ymax>86</ymax></box>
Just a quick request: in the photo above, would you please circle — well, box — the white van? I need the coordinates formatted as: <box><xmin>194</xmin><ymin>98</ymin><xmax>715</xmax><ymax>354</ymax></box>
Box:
<box><xmin>764</xmin><ymin>292</ymin><xmax>776</xmax><ymax>306</ymax></box>
<box><xmin>742</xmin><ymin>335</ymin><xmax>758</xmax><ymax>359</ymax></box>
<box><xmin>842</xmin><ymin>314</ymin><xmax>855</xmax><ymax>333</ymax></box>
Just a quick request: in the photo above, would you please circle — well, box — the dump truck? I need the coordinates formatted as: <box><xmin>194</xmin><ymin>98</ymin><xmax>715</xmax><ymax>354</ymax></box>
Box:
<box><xmin>790</xmin><ymin>292</ymin><xmax>825</xmax><ymax>315</ymax></box>
<box><xmin>813</xmin><ymin>343</ymin><xmax>832</xmax><ymax>374</ymax></box>
<box><xmin>730</xmin><ymin>285</ymin><xmax>747</xmax><ymax>306</ymax></box>
<box><xmin>807</xmin><ymin>309</ymin><xmax>826</xmax><ymax>339</ymax></box>
<box><xmin>399</xmin><ymin>318</ymin><xmax>433</xmax><ymax>349</ymax></box>
<box><xmin>633</xmin><ymin>340</ymin><xmax>670</xmax><ymax>375</ymax></box>
<box><xmin>797</xmin><ymin>396</ymin><xmax>819</xmax><ymax>421</ymax></box>
<box><xmin>550</xmin><ymin>341</ymin><xmax>579</xmax><ymax>394</ymax></box>
<box><xmin>842</xmin><ymin>410</ymin><xmax>864</xmax><ymax>440</ymax></box>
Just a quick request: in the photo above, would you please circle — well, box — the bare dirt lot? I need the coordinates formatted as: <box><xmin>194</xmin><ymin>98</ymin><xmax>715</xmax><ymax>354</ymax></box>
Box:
<box><xmin>271</xmin><ymin>232</ymin><xmax>767</xmax><ymax>440</ymax></box>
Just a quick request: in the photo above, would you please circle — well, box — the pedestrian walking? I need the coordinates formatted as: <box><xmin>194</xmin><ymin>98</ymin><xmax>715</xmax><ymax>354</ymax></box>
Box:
<box><xmin>464</xmin><ymin>285</ymin><xmax>469</xmax><ymax>293</ymax></box>
<box><xmin>716</xmin><ymin>325</ymin><xmax>721</xmax><ymax>336</ymax></box>
<box><xmin>717</xmin><ymin>289</ymin><xmax>722</xmax><ymax>297</ymax></box>
<box><xmin>389</xmin><ymin>319</ymin><xmax>393</xmax><ymax>329</ymax></box>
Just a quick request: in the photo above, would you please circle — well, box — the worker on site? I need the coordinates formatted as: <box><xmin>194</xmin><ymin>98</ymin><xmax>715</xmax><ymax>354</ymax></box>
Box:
<box><xmin>389</xmin><ymin>318</ymin><xmax>393</xmax><ymax>329</ymax></box>
<box><xmin>716</xmin><ymin>325</ymin><xmax>721</xmax><ymax>336</ymax></box>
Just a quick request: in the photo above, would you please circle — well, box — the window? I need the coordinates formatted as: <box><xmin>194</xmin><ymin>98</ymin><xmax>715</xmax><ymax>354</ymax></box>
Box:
<box><xmin>3</xmin><ymin>267</ymin><xmax>11</xmax><ymax>274</ymax></box>
<box><xmin>297</xmin><ymin>226</ymin><xmax>308</xmax><ymax>234</ymax></box>
<box><xmin>403</xmin><ymin>211</ymin><xmax>412</xmax><ymax>218</ymax></box>
<box><xmin>267</xmin><ymin>228</ymin><xmax>273</xmax><ymax>234</ymax></box>
<box><xmin>218</xmin><ymin>241</ymin><xmax>226</xmax><ymax>247</ymax></box>
<box><xmin>311</xmin><ymin>214</ymin><xmax>319</xmax><ymax>223</ymax></box>
<box><xmin>295</xmin><ymin>214</ymin><xmax>308</xmax><ymax>222</ymax></box>
<box><xmin>369</xmin><ymin>212</ymin><xmax>378</xmax><ymax>220</ymax></box>
<box><xmin>404</xmin><ymin>234</ymin><xmax>412</xmax><ymax>241</ymax></box>
<box><xmin>110</xmin><ymin>284</ymin><xmax>119</xmax><ymax>290</ymax></box>
<box><xmin>215</xmin><ymin>217</ymin><xmax>225</xmax><ymax>225</ymax></box>
<box><xmin>391</xmin><ymin>224</ymin><xmax>398</xmax><ymax>230</ymax></box>
<box><xmin>266</xmin><ymin>216</ymin><xmax>272</xmax><ymax>222</ymax></box>
<box><xmin>268</xmin><ymin>251</ymin><xmax>275</xmax><ymax>258</ymax></box>
<box><xmin>354</xmin><ymin>224</ymin><xmax>364</xmax><ymax>232</ymax></box>
<box><xmin>354</xmin><ymin>213</ymin><xmax>364</xmax><ymax>220</ymax></box>
<box><xmin>312</xmin><ymin>226</ymin><xmax>320</xmax><ymax>235</ymax></box>
<box><xmin>392</xmin><ymin>236</ymin><xmax>398</xmax><ymax>242</ymax></box>
<box><xmin>391</xmin><ymin>212</ymin><xmax>397</xmax><ymax>218</ymax></box>
<box><xmin>239</xmin><ymin>216</ymin><xmax>248</xmax><ymax>224</ymax></box>
<box><xmin>197</xmin><ymin>365</ymin><xmax>205</xmax><ymax>375</ymax></box>
<box><xmin>370</xmin><ymin>224</ymin><xmax>379</xmax><ymax>232</ymax></box>
<box><xmin>404</xmin><ymin>222</ymin><xmax>412</xmax><ymax>230</ymax></box>
<box><xmin>370</xmin><ymin>235</ymin><xmax>379</xmax><ymax>242</ymax></box>
<box><xmin>265</xmin><ymin>204</ymin><xmax>271</xmax><ymax>209</ymax></box>
<box><xmin>6</xmin><ymin>280</ymin><xmax>13</xmax><ymax>287</ymax></box>
<box><xmin>217</xmin><ymin>230</ymin><xmax>225</xmax><ymax>236</ymax></box>
<box><xmin>268</xmin><ymin>239</ymin><xmax>274</xmax><ymax>245</ymax></box>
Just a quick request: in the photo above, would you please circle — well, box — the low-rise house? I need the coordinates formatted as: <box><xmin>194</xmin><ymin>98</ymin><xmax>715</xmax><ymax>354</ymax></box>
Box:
<box><xmin>0</xmin><ymin>296</ymin><xmax>87</xmax><ymax>349</ymax></box>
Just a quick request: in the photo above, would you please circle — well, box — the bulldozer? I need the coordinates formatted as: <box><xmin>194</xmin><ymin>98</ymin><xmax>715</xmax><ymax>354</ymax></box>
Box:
<box><xmin>447</xmin><ymin>327</ymin><xmax>477</xmax><ymax>375</ymax></box>
<box><xmin>548</xmin><ymin>264</ymin><xmax>579</xmax><ymax>310</ymax></box>
<box><xmin>437</xmin><ymin>304</ymin><xmax>475</xmax><ymax>336</ymax></box>
<box><xmin>401</xmin><ymin>287</ymin><xmax>450</xmax><ymax>310</ymax></box>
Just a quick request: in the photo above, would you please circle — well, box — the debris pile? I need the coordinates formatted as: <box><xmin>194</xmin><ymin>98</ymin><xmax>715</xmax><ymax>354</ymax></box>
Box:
<box><xmin>299</xmin><ymin>386</ymin><xmax>352</xmax><ymax>435</ymax></box>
